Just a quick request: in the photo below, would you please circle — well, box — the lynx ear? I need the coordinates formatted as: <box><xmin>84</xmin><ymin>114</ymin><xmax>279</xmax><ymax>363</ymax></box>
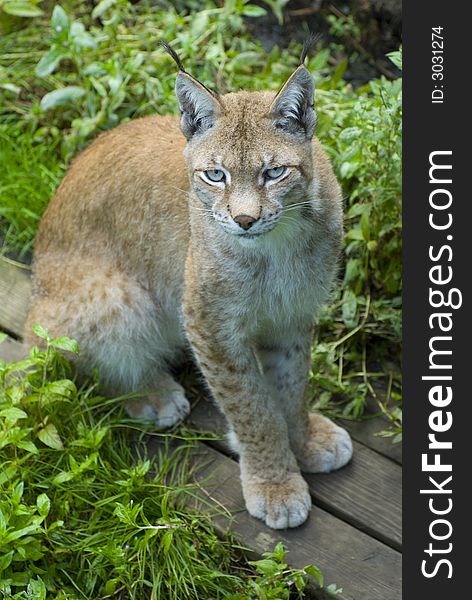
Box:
<box><xmin>270</xmin><ymin>66</ymin><xmax>316</xmax><ymax>140</ymax></box>
<box><xmin>175</xmin><ymin>72</ymin><xmax>222</xmax><ymax>140</ymax></box>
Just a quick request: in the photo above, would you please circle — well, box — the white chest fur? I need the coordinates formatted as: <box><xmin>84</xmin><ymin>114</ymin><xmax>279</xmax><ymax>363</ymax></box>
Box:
<box><xmin>206</xmin><ymin>217</ymin><xmax>338</xmax><ymax>343</ymax></box>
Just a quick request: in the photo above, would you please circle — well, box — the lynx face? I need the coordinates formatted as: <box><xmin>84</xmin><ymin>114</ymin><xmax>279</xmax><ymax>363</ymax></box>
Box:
<box><xmin>192</xmin><ymin>153</ymin><xmax>286</xmax><ymax>239</ymax></box>
<box><xmin>176</xmin><ymin>67</ymin><xmax>317</xmax><ymax>242</ymax></box>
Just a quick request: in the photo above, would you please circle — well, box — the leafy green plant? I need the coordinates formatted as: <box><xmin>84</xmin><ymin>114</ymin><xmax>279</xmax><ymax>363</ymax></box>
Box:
<box><xmin>309</xmin><ymin>50</ymin><xmax>402</xmax><ymax>435</ymax></box>
<box><xmin>0</xmin><ymin>126</ymin><xmax>64</xmax><ymax>258</ymax></box>
<box><xmin>230</xmin><ymin>542</ymin><xmax>324</xmax><ymax>599</ymax></box>
<box><xmin>35</xmin><ymin>5</ymin><xmax>97</xmax><ymax>79</ymax></box>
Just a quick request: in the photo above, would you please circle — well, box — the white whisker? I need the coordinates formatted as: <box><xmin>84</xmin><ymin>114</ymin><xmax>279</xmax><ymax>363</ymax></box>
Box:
<box><xmin>283</xmin><ymin>200</ymin><xmax>314</xmax><ymax>213</ymax></box>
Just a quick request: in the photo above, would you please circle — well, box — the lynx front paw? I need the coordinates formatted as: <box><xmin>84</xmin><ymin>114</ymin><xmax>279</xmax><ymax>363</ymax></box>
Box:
<box><xmin>242</xmin><ymin>472</ymin><xmax>311</xmax><ymax>529</ymax></box>
<box><xmin>125</xmin><ymin>390</ymin><xmax>191</xmax><ymax>429</ymax></box>
<box><xmin>296</xmin><ymin>413</ymin><xmax>353</xmax><ymax>473</ymax></box>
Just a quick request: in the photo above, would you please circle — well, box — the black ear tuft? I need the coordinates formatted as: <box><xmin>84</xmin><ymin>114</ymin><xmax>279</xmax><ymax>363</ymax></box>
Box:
<box><xmin>175</xmin><ymin>73</ymin><xmax>222</xmax><ymax>140</ymax></box>
<box><xmin>161</xmin><ymin>41</ymin><xmax>222</xmax><ymax>140</ymax></box>
<box><xmin>160</xmin><ymin>40</ymin><xmax>187</xmax><ymax>73</ymax></box>
<box><xmin>299</xmin><ymin>32</ymin><xmax>322</xmax><ymax>66</ymax></box>
<box><xmin>270</xmin><ymin>66</ymin><xmax>316</xmax><ymax>140</ymax></box>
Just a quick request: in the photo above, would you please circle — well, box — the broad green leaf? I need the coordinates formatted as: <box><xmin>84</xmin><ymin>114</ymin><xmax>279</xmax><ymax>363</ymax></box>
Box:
<box><xmin>161</xmin><ymin>529</ymin><xmax>173</xmax><ymax>553</ymax></box>
<box><xmin>229</xmin><ymin>51</ymin><xmax>261</xmax><ymax>66</ymax></box>
<box><xmin>0</xmin><ymin>550</ymin><xmax>14</xmax><ymax>572</ymax></box>
<box><xmin>345</xmin><ymin>228</ymin><xmax>364</xmax><ymax>241</ymax></box>
<box><xmin>51</xmin><ymin>336</ymin><xmax>79</xmax><ymax>353</ymax></box>
<box><xmin>331</xmin><ymin>58</ymin><xmax>348</xmax><ymax>85</ymax></box>
<box><xmin>38</xmin><ymin>423</ymin><xmax>63</xmax><ymax>450</ymax></box>
<box><xmin>343</xmin><ymin>258</ymin><xmax>361</xmax><ymax>285</ymax></box>
<box><xmin>367</xmin><ymin>240</ymin><xmax>378</xmax><ymax>251</ymax></box>
<box><xmin>40</xmin><ymin>86</ymin><xmax>86</xmax><ymax>111</ymax></box>
<box><xmin>35</xmin><ymin>49</ymin><xmax>66</xmax><ymax>77</ymax></box>
<box><xmin>0</xmin><ymin>83</ymin><xmax>20</xmax><ymax>94</ymax></box>
<box><xmin>0</xmin><ymin>465</ymin><xmax>17</xmax><ymax>486</ymax></box>
<box><xmin>26</xmin><ymin>578</ymin><xmax>47</xmax><ymax>600</ymax></box>
<box><xmin>340</xmin><ymin>160</ymin><xmax>358</xmax><ymax>179</ymax></box>
<box><xmin>104</xmin><ymin>580</ymin><xmax>118</xmax><ymax>596</ymax></box>
<box><xmin>46</xmin><ymin>519</ymin><xmax>64</xmax><ymax>532</ymax></box>
<box><xmin>190</xmin><ymin>11</ymin><xmax>209</xmax><ymax>37</ymax></box>
<box><xmin>242</xmin><ymin>5</ymin><xmax>267</xmax><ymax>17</ymax></box>
<box><xmin>36</xmin><ymin>493</ymin><xmax>50</xmax><ymax>517</ymax></box>
<box><xmin>4</xmin><ymin>518</ymin><xmax>43</xmax><ymax>543</ymax></box>
<box><xmin>270</xmin><ymin>541</ymin><xmax>285</xmax><ymax>561</ymax></box>
<box><xmin>70</xmin><ymin>22</ymin><xmax>97</xmax><ymax>49</ymax></box>
<box><xmin>51</xmin><ymin>5</ymin><xmax>69</xmax><ymax>32</ymax></box>
<box><xmin>17</xmin><ymin>440</ymin><xmax>39</xmax><ymax>454</ymax></box>
<box><xmin>44</xmin><ymin>379</ymin><xmax>76</xmax><ymax>398</ymax></box>
<box><xmin>2</xmin><ymin>2</ymin><xmax>43</xmax><ymax>18</ymax></box>
<box><xmin>347</xmin><ymin>203</ymin><xmax>369</xmax><ymax>217</ymax></box>
<box><xmin>31</xmin><ymin>323</ymin><xmax>49</xmax><ymax>340</ymax></box>
<box><xmin>52</xmin><ymin>471</ymin><xmax>73</xmax><ymax>485</ymax></box>
<box><xmin>11</xmin><ymin>481</ymin><xmax>24</xmax><ymax>504</ymax></box>
<box><xmin>387</xmin><ymin>48</ymin><xmax>402</xmax><ymax>70</ymax></box>
<box><xmin>0</xmin><ymin>407</ymin><xmax>28</xmax><ymax>422</ymax></box>
<box><xmin>305</xmin><ymin>564</ymin><xmax>324</xmax><ymax>587</ymax></box>
<box><xmin>250</xmin><ymin>558</ymin><xmax>279</xmax><ymax>576</ymax></box>
<box><xmin>9</xmin><ymin>571</ymin><xmax>30</xmax><ymax>586</ymax></box>
<box><xmin>339</xmin><ymin>126</ymin><xmax>362</xmax><ymax>142</ymax></box>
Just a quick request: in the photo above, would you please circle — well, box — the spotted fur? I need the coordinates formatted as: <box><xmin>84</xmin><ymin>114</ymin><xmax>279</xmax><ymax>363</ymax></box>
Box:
<box><xmin>25</xmin><ymin>64</ymin><xmax>353</xmax><ymax>529</ymax></box>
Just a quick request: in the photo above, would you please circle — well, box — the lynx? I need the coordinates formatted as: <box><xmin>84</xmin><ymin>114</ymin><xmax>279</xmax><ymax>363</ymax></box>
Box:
<box><xmin>24</xmin><ymin>41</ymin><xmax>352</xmax><ymax>529</ymax></box>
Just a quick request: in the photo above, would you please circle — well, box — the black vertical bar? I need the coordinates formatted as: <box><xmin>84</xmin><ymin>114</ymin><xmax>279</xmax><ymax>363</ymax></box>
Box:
<box><xmin>404</xmin><ymin>2</ymin><xmax>471</xmax><ymax>598</ymax></box>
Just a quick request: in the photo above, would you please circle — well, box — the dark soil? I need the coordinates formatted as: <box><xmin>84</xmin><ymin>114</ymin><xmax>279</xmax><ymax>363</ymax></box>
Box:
<box><xmin>244</xmin><ymin>0</ymin><xmax>402</xmax><ymax>85</ymax></box>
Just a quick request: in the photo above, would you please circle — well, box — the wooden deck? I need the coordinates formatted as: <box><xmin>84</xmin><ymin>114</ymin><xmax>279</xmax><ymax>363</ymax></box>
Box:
<box><xmin>0</xmin><ymin>256</ymin><xmax>402</xmax><ymax>599</ymax></box>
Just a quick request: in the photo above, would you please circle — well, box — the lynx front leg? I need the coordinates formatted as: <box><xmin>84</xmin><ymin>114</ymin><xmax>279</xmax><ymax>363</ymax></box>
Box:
<box><xmin>185</xmin><ymin>319</ymin><xmax>311</xmax><ymax>529</ymax></box>
<box><xmin>259</xmin><ymin>337</ymin><xmax>353</xmax><ymax>474</ymax></box>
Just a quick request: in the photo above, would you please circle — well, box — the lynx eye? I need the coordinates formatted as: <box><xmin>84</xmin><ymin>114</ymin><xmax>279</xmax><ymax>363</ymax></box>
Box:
<box><xmin>204</xmin><ymin>169</ymin><xmax>225</xmax><ymax>183</ymax></box>
<box><xmin>265</xmin><ymin>166</ymin><xmax>286</xmax><ymax>180</ymax></box>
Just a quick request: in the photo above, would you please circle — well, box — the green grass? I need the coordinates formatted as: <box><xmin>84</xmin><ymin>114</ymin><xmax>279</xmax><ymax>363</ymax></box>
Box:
<box><xmin>0</xmin><ymin>127</ymin><xmax>64</xmax><ymax>259</ymax></box>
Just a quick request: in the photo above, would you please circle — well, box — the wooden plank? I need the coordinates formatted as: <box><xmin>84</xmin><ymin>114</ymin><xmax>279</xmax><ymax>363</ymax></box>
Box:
<box><xmin>189</xmin><ymin>397</ymin><xmax>402</xmax><ymax>551</ymax></box>
<box><xmin>0</xmin><ymin>336</ymin><xmax>26</xmax><ymax>362</ymax></box>
<box><xmin>0</xmin><ymin>257</ymin><xmax>31</xmax><ymax>337</ymax></box>
<box><xmin>149</xmin><ymin>439</ymin><xmax>401</xmax><ymax>600</ymax></box>
<box><xmin>304</xmin><ymin>444</ymin><xmax>401</xmax><ymax>550</ymax></box>
<box><xmin>342</xmin><ymin>413</ymin><xmax>402</xmax><ymax>464</ymax></box>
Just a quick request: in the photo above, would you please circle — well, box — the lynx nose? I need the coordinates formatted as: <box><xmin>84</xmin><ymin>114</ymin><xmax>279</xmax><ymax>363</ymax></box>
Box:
<box><xmin>233</xmin><ymin>214</ymin><xmax>258</xmax><ymax>230</ymax></box>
